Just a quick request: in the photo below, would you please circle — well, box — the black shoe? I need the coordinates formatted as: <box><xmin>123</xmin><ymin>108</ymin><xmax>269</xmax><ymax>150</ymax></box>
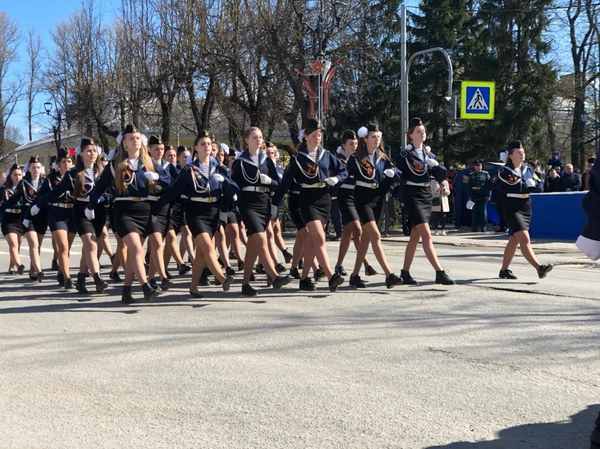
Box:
<box><xmin>109</xmin><ymin>271</ymin><xmax>122</xmax><ymax>283</ymax></box>
<box><xmin>161</xmin><ymin>278</ymin><xmax>174</xmax><ymax>291</ymax></box>
<box><xmin>76</xmin><ymin>273</ymin><xmax>89</xmax><ymax>294</ymax></box>
<box><xmin>17</xmin><ymin>264</ymin><xmax>25</xmax><ymax>275</ymax></box>
<box><xmin>225</xmin><ymin>266</ymin><xmax>236</xmax><ymax>277</ymax></box>
<box><xmin>178</xmin><ymin>264</ymin><xmax>191</xmax><ymax>275</ymax></box>
<box><xmin>298</xmin><ymin>259</ymin><xmax>304</xmax><ymax>270</ymax></box>
<box><xmin>328</xmin><ymin>273</ymin><xmax>344</xmax><ymax>292</ymax></box>
<box><xmin>400</xmin><ymin>270</ymin><xmax>418</xmax><ymax>285</ymax></box>
<box><xmin>299</xmin><ymin>277</ymin><xmax>317</xmax><ymax>291</ymax></box>
<box><xmin>51</xmin><ymin>259</ymin><xmax>59</xmax><ymax>271</ymax></box>
<box><xmin>237</xmin><ymin>260</ymin><xmax>245</xmax><ymax>272</ymax></box>
<box><xmin>385</xmin><ymin>273</ymin><xmax>403</xmax><ymax>289</ymax></box>
<box><xmin>335</xmin><ymin>265</ymin><xmax>347</xmax><ymax>276</ymax></box>
<box><xmin>275</xmin><ymin>263</ymin><xmax>287</xmax><ymax>274</ymax></box>
<box><xmin>142</xmin><ymin>282</ymin><xmax>160</xmax><ymax>301</ymax></box>
<box><xmin>290</xmin><ymin>267</ymin><xmax>301</xmax><ymax>279</ymax></box>
<box><xmin>189</xmin><ymin>290</ymin><xmax>204</xmax><ymax>298</ymax></box>
<box><xmin>537</xmin><ymin>264</ymin><xmax>553</xmax><ymax>279</ymax></box>
<box><xmin>199</xmin><ymin>268</ymin><xmax>210</xmax><ymax>286</ymax></box>
<box><xmin>242</xmin><ymin>283</ymin><xmax>258</xmax><ymax>296</ymax></box>
<box><xmin>165</xmin><ymin>270</ymin><xmax>173</xmax><ymax>280</ymax></box>
<box><xmin>93</xmin><ymin>273</ymin><xmax>109</xmax><ymax>293</ymax></box>
<box><xmin>365</xmin><ymin>265</ymin><xmax>378</xmax><ymax>276</ymax></box>
<box><xmin>149</xmin><ymin>278</ymin><xmax>161</xmax><ymax>291</ymax></box>
<box><xmin>314</xmin><ymin>268</ymin><xmax>326</xmax><ymax>282</ymax></box>
<box><xmin>272</xmin><ymin>274</ymin><xmax>291</xmax><ymax>290</ymax></box>
<box><xmin>222</xmin><ymin>275</ymin><xmax>234</xmax><ymax>292</ymax></box>
<box><xmin>349</xmin><ymin>274</ymin><xmax>366</xmax><ymax>288</ymax></box>
<box><xmin>249</xmin><ymin>273</ymin><xmax>256</xmax><ymax>282</ymax></box>
<box><xmin>64</xmin><ymin>278</ymin><xmax>74</xmax><ymax>290</ymax></box>
<box><xmin>121</xmin><ymin>286</ymin><xmax>135</xmax><ymax>304</ymax></box>
<box><xmin>255</xmin><ymin>264</ymin><xmax>266</xmax><ymax>274</ymax></box>
<box><xmin>29</xmin><ymin>273</ymin><xmax>37</xmax><ymax>281</ymax></box>
<box><xmin>36</xmin><ymin>271</ymin><xmax>44</xmax><ymax>283</ymax></box>
<box><xmin>217</xmin><ymin>257</ymin><xmax>224</xmax><ymax>268</ymax></box>
<box><xmin>282</xmin><ymin>249</ymin><xmax>293</xmax><ymax>264</ymax></box>
<box><xmin>435</xmin><ymin>270</ymin><xmax>455</xmax><ymax>285</ymax></box>
<box><xmin>499</xmin><ymin>269</ymin><xmax>517</xmax><ymax>280</ymax></box>
<box><xmin>57</xmin><ymin>272</ymin><xmax>65</xmax><ymax>287</ymax></box>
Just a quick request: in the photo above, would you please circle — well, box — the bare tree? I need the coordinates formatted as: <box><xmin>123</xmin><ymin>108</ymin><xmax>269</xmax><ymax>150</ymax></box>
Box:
<box><xmin>25</xmin><ymin>27</ymin><xmax>43</xmax><ymax>142</ymax></box>
<box><xmin>0</xmin><ymin>12</ymin><xmax>22</xmax><ymax>157</ymax></box>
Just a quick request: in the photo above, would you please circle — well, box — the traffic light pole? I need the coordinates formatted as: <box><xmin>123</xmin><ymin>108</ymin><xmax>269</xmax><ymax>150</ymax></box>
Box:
<box><xmin>400</xmin><ymin>4</ymin><xmax>454</xmax><ymax>149</ymax></box>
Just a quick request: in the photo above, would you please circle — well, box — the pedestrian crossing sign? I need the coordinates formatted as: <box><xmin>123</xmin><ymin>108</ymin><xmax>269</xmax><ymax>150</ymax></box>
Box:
<box><xmin>461</xmin><ymin>81</ymin><xmax>495</xmax><ymax>120</ymax></box>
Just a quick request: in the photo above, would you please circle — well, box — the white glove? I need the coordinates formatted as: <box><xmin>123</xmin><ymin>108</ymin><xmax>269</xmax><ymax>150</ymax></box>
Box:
<box><xmin>144</xmin><ymin>171</ymin><xmax>159</xmax><ymax>181</ymax></box>
<box><xmin>260</xmin><ymin>173</ymin><xmax>272</xmax><ymax>185</ymax></box>
<box><xmin>525</xmin><ymin>178</ymin><xmax>536</xmax><ymax>188</ymax></box>
<box><xmin>30</xmin><ymin>205</ymin><xmax>40</xmax><ymax>216</ymax></box>
<box><xmin>233</xmin><ymin>194</ymin><xmax>238</xmax><ymax>202</ymax></box>
<box><xmin>576</xmin><ymin>235</ymin><xmax>600</xmax><ymax>261</ymax></box>
<box><xmin>427</xmin><ymin>159</ymin><xmax>439</xmax><ymax>168</ymax></box>
<box><xmin>213</xmin><ymin>173</ymin><xmax>225</xmax><ymax>183</ymax></box>
<box><xmin>383</xmin><ymin>169</ymin><xmax>395</xmax><ymax>178</ymax></box>
<box><xmin>325</xmin><ymin>177</ymin><xmax>338</xmax><ymax>186</ymax></box>
<box><xmin>219</xmin><ymin>211</ymin><xmax>228</xmax><ymax>223</ymax></box>
<box><xmin>466</xmin><ymin>200</ymin><xmax>475</xmax><ymax>210</ymax></box>
<box><xmin>85</xmin><ymin>208</ymin><xmax>95</xmax><ymax>220</ymax></box>
<box><xmin>151</xmin><ymin>215</ymin><xmax>158</xmax><ymax>223</ymax></box>
<box><xmin>270</xmin><ymin>204</ymin><xmax>278</xmax><ymax>220</ymax></box>
<box><xmin>23</xmin><ymin>219</ymin><xmax>31</xmax><ymax>229</ymax></box>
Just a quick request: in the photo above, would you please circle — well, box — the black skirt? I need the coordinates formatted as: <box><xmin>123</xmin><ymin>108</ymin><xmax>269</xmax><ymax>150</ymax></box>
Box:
<box><xmin>147</xmin><ymin>200</ymin><xmax>170</xmax><ymax>236</ymax></box>
<box><xmin>186</xmin><ymin>201</ymin><xmax>220</xmax><ymax>237</ymax></box>
<box><xmin>300</xmin><ymin>187</ymin><xmax>330</xmax><ymax>224</ymax></box>
<box><xmin>168</xmin><ymin>199</ymin><xmax>185</xmax><ymax>234</ymax></box>
<box><xmin>503</xmin><ymin>197</ymin><xmax>532</xmax><ymax>234</ymax></box>
<box><xmin>113</xmin><ymin>200</ymin><xmax>150</xmax><ymax>238</ymax></box>
<box><xmin>49</xmin><ymin>206</ymin><xmax>76</xmax><ymax>233</ymax></box>
<box><xmin>287</xmin><ymin>192</ymin><xmax>305</xmax><ymax>230</ymax></box>
<box><xmin>338</xmin><ymin>187</ymin><xmax>360</xmax><ymax>226</ymax></box>
<box><xmin>403</xmin><ymin>184</ymin><xmax>432</xmax><ymax>226</ymax></box>
<box><xmin>1</xmin><ymin>211</ymin><xmax>25</xmax><ymax>236</ymax></box>
<box><xmin>239</xmin><ymin>191</ymin><xmax>269</xmax><ymax>236</ymax></box>
<box><xmin>25</xmin><ymin>208</ymin><xmax>48</xmax><ymax>235</ymax></box>
<box><xmin>74</xmin><ymin>201</ymin><xmax>106</xmax><ymax>238</ymax></box>
<box><xmin>225</xmin><ymin>211</ymin><xmax>238</xmax><ymax>225</ymax></box>
<box><xmin>354</xmin><ymin>186</ymin><xmax>382</xmax><ymax>225</ymax></box>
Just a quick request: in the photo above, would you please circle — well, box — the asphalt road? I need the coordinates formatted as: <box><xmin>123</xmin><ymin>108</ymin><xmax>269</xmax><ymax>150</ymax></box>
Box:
<box><xmin>0</xmin><ymin>235</ymin><xmax>598</xmax><ymax>448</ymax></box>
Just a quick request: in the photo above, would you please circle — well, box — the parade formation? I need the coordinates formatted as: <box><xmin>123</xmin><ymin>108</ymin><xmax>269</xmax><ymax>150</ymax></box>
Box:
<box><xmin>0</xmin><ymin>117</ymin><xmax>564</xmax><ymax>304</ymax></box>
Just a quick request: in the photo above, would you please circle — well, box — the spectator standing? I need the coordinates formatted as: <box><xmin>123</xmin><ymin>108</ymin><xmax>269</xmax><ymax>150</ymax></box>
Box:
<box><xmin>560</xmin><ymin>164</ymin><xmax>582</xmax><ymax>191</ymax></box>
<box><xmin>468</xmin><ymin>159</ymin><xmax>491</xmax><ymax>232</ymax></box>
<box><xmin>547</xmin><ymin>151</ymin><xmax>564</xmax><ymax>170</ymax></box>
<box><xmin>544</xmin><ymin>168</ymin><xmax>561</xmax><ymax>192</ymax></box>
<box><xmin>429</xmin><ymin>178</ymin><xmax>450</xmax><ymax>235</ymax></box>
<box><xmin>581</xmin><ymin>157</ymin><xmax>595</xmax><ymax>191</ymax></box>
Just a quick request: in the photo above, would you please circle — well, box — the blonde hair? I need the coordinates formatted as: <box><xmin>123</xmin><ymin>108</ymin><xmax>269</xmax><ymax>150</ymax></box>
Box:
<box><xmin>114</xmin><ymin>141</ymin><xmax>156</xmax><ymax>194</ymax></box>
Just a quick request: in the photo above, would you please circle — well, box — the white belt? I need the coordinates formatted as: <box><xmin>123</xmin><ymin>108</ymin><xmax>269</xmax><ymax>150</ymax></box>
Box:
<box><xmin>355</xmin><ymin>181</ymin><xmax>378</xmax><ymax>189</ymax></box>
<box><xmin>147</xmin><ymin>195</ymin><xmax>159</xmax><ymax>201</ymax></box>
<box><xmin>339</xmin><ymin>184</ymin><xmax>355</xmax><ymax>190</ymax></box>
<box><xmin>180</xmin><ymin>195</ymin><xmax>189</xmax><ymax>199</ymax></box>
<box><xmin>5</xmin><ymin>208</ymin><xmax>21</xmax><ymax>214</ymax></box>
<box><xmin>290</xmin><ymin>191</ymin><xmax>300</xmax><ymax>195</ymax></box>
<box><xmin>113</xmin><ymin>196</ymin><xmax>147</xmax><ymax>202</ymax></box>
<box><xmin>242</xmin><ymin>186</ymin><xmax>269</xmax><ymax>193</ymax></box>
<box><xmin>50</xmin><ymin>203</ymin><xmax>74</xmax><ymax>209</ymax></box>
<box><xmin>300</xmin><ymin>182</ymin><xmax>326</xmax><ymax>189</ymax></box>
<box><xmin>76</xmin><ymin>197</ymin><xmax>90</xmax><ymax>202</ymax></box>
<box><xmin>189</xmin><ymin>196</ymin><xmax>219</xmax><ymax>203</ymax></box>
<box><xmin>404</xmin><ymin>181</ymin><xmax>430</xmax><ymax>187</ymax></box>
<box><xmin>506</xmin><ymin>193</ymin><xmax>529</xmax><ymax>199</ymax></box>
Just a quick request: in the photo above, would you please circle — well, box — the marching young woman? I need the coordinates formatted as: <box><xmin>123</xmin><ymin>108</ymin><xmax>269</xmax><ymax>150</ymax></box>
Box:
<box><xmin>394</xmin><ymin>117</ymin><xmax>455</xmax><ymax>285</ymax></box>
<box><xmin>476</xmin><ymin>140</ymin><xmax>552</xmax><ymax>280</ymax></box>
<box><xmin>32</xmin><ymin>139</ymin><xmax>109</xmax><ymax>294</ymax></box>
<box><xmin>272</xmin><ymin>118</ymin><xmax>348</xmax><ymax>292</ymax></box>
<box><xmin>230</xmin><ymin>127</ymin><xmax>292</xmax><ymax>296</ymax></box>
<box><xmin>86</xmin><ymin>125</ymin><xmax>167</xmax><ymax>303</ymax></box>
<box><xmin>2</xmin><ymin>156</ymin><xmax>48</xmax><ymax>281</ymax></box>
<box><xmin>333</xmin><ymin>129</ymin><xmax>377</xmax><ymax>278</ymax></box>
<box><xmin>151</xmin><ymin>130</ymin><xmax>238</xmax><ymax>298</ymax></box>
<box><xmin>146</xmin><ymin>135</ymin><xmax>173</xmax><ymax>291</ymax></box>
<box><xmin>212</xmin><ymin>142</ymin><xmax>235</xmax><ymax>278</ymax></box>
<box><xmin>0</xmin><ymin>164</ymin><xmax>25</xmax><ymax>275</ymax></box>
<box><xmin>34</xmin><ymin>148</ymin><xmax>76</xmax><ymax>288</ymax></box>
<box><xmin>174</xmin><ymin>146</ymin><xmax>196</xmax><ymax>269</ymax></box>
<box><xmin>346</xmin><ymin>124</ymin><xmax>403</xmax><ymax>289</ymax></box>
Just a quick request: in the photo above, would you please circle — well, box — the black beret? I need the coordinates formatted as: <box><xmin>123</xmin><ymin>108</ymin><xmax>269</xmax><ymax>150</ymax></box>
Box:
<box><xmin>366</xmin><ymin>123</ymin><xmax>380</xmax><ymax>133</ymax></box>
<box><xmin>80</xmin><ymin>137</ymin><xmax>95</xmax><ymax>148</ymax></box>
<box><xmin>57</xmin><ymin>148</ymin><xmax>71</xmax><ymax>160</ymax></box>
<box><xmin>304</xmin><ymin>117</ymin><xmax>322</xmax><ymax>136</ymax></box>
<box><xmin>122</xmin><ymin>124</ymin><xmax>139</xmax><ymax>135</ymax></box>
<box><xmin>409</xmin><ymin>117</ymin><xmax>423</xmax><ymax>128</ymax></box>
<box><xmin>197</xmin><ymin>129</ymin><xmax>211</xmax><ymax>139</ymax></box>
<box><xmin>148</xmin><ymin>135</ymin><xmax>163</xmax><ymax>146</ymax></box>
<box><xmin>474</xmin><ymin>159</ymin><xmax>483</xmax><ymax>165</ymax></box>
<box><xmin>507</xmin><ymin>140</ymin><xmax>522</xmax><ymax>152</ymax></box>
<box><xmin>340</xmin><ymin>129</ymin><xmax>356</xmax><ymax>142</ymax></box>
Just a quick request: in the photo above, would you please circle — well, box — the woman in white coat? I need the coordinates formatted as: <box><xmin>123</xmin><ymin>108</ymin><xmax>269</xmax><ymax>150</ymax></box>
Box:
<box><xmin>429</xmin><ymin>179</ymin><xmax>450</xmax><ymax>235</ymax></box>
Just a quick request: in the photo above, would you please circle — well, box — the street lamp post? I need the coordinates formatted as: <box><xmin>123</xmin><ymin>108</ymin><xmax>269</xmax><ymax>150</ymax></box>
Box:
<box><xmin>293</xmin><ymin>0</ymin><xmax>346</xmax><ymax>127</ymax></box>
<box><xmin>44</xmin><ymin>101</ymin><xmax>62</xmax><ymax>153</ymax></box>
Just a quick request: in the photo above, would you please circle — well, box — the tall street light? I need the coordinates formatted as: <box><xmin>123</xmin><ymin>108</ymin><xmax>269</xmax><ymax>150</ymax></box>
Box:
<box><xmin>44</xmin><ymin>101</ymin><xmax>63</xmax><ymax>153</ymax></box>
<box><xmin>292</xmin><ymin>0</ymin><xmax>346</xmax><ymax>127</ymax></box>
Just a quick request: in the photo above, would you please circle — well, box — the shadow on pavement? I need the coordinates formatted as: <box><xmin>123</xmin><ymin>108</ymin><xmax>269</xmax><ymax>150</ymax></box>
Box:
<box><xmin>426</xmin><ymin>404</ymin><xmax>599</xmax><ymax>449</ymax></box>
